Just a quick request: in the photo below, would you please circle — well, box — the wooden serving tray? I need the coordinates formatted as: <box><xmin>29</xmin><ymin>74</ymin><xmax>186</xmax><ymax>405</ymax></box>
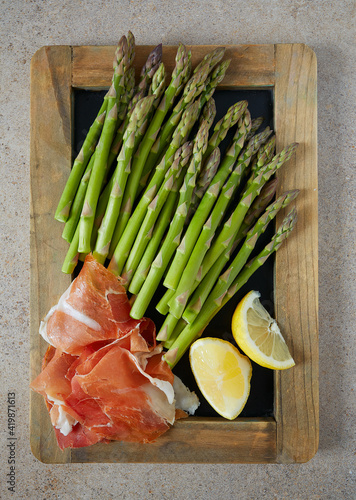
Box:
<box><xmin>30</xmin><ymin>43</ymin><xmax>318</xmax><ymax>464</ymax></box>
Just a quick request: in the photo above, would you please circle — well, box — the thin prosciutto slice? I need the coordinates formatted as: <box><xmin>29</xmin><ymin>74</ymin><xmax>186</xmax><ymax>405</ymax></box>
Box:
<box><xmin>32</xmin><ymin>340</ymin><xmax>177</xmax><ymax>448</ymax></box>
<box><xmin>40</xmin><ymin>255</ymin><xmax>153</xmax><ymax>356</ymax></box>
<box><xmin>31</xmin><ymin>255</ymin><xmax>188</xmax><ymax>449</ymax></box>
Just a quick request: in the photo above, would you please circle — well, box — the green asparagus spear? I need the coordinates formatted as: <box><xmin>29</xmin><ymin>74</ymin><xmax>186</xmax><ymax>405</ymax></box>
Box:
<box><xmin>148</xmin><ymin>62</ymin><xmax>166</xmax><ymax>103</ymax></box>
<box><xmin>196</xmin><ymin>143</ymin><xmax>298</xmax><ymax>280</ymax></box>
<box><xmin>138</xmin><ymin>43</ymin><xmax>162</xmax><ymax>91</ymax></box>
<box><xmin>107</xmin><ymin>98</ymin><xmax>201</xmax><ymax>269</ymax></box>
<box><xmin>112</xmin><ymin>38</ymin><xmax>129</xmax><ymax>108</ymax></box>
<box><xmin>220</xmin><ymin>109</ymin><xmax>252</xmax><ymax>170</ymax></box>
<box><xmin>78</xmin><ymin>87</ymin><xmax>118</xmax><ymax>253</ymax></box>
<box><xmin>188</xmin><ymin>146</ymin><xmax>221</xmax><ymax>219</ymax></box>
<box><xmin>121</xmin><ymin>161</ymin><xmax>182</xmax><ymax>285</ymax></box>
<box><xmin>245</xmin><ymin>116</ymin><xmax>264</xmax><ymax>141</ymax></box>
<box><xmin>113</xmin><ymin>35</ymin><xmax>127</xmax><ymax>68</ymax></box>
<box><xmin>126</xmin><ymin>31</ymin><xmax>136</xmax><ymax>67</ymax></box>
<box><xmin>235</xmin><ymin>178</ymin><xmax>278</xmax><ymax>242</ymax></box>
<box><xmin>167</xmin><ymin>140</ymin><xmax>276</xmax><ymax>320</ymax></box>
<box><xmin>130</xmin><ymin>121</ymin><xmax>209</xmax><ymax>319</ymax></box>
<box><xmin>199</xmin><ymin>97</ymin><xmax>216</xmax><ymax>129</ymax></box>
<box><xmin>55</xmin><ymin>110</ymin><xmax>106</xmax><ymax>222</ymax></box>
<box><xmin>128</xmin><ymin>148</ymin><xmax>192</xmax><ymax>295</ymax></box>
<box><xmin>55</xmin><ymin>35</ymin><xmax>134</xmax><ymax>224</ymax></box>
<box><xmin>249</xmin><ymin>135</ymin><xmax>276</xmax><ymax>181</ymax></box>
<box><xmin>203</xmin><ymin>100</ymin><xmax>248</xmax><ymax>159</ymax></box>
<box><xmin>103</xmin><ymin>71</ymin><xmax>137</xmax><ymax>181</ymax></box>
<box><xmin>90</xmin><ymin>77</ymin><xmax>166</xmax><ymax>252</ymax></box>
<box><xmin>115</xmin><ymin>66</ymin><xmax>136</xmax><ymax>127</ymax></box>
<box><xmin>61</xmin><ymin>154</ymin><xmax>95</xmax><ymax>243</ymax></box>
<box><xmin>140</xmin><ymin>63</ymin><xmax>213</xmax><ymax>186</ymax></box>
<box><xmin>156</xmin><ymin>313</ymin><xmax>180</xmax><ymax>343</ymax></box>
<box><xmin>198</xmin><ymin>59</ymin><xmax>231</xmax><ymax>109</ymax></box>
<box><xmin>165</xmin><ymin>208</ymin><xmax>298</xmax><ymax>367</ymax></box>
<box><xmin>62</xmin><ymin>224</ymin><xmax>80</xmax><ymax>274</ymax></box>
<box><xmin>128</xmin><ymin>174</ymin><xmax>182</xmax><ymax>295</ymax></box>
<box><xmin>108</xmin><ymin>88</ymin><xmax>145</xmax><ymax>160</ymax></box>
<box><xmin>183</xmin><ymin>189</ymin><xmax>299</xmax><ymax>323</ymax></box>
<box><xmin>138</xmin><ymin>58</ymin><xmax>229</xmax><ymax>194</ymax></box>
<box><xmin>163</xmin><ymin>125</ymin><xmax>271</xmax><ymax>293</ymax></box>
<box><xmin>92</xmin><ymin>96</ymin><xmax>156</xmax><ymax>264</ymax></box>
<box><xmin>161</xmin><ymin>318</ymin><xmax>187</xmax><ymax>348</ymax></box>
<box><xmin>193</xmin><ymin>47</ymin><xmax>225</xmax><ymax>75</ymax></box>
<box><xmin>182</xmin><ymin>178</ymin><xmax>278</xmax><ymax>317</ymax></box>
<box><xmin>108</xmin><ymin>44</ymin><xmax>192</xmax><ymax>248</ymax></box>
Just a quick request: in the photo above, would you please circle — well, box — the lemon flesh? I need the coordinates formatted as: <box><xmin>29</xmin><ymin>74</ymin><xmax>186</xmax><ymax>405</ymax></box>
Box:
<box><xmin>189</xmin><ymin>338</ymin><xmax>252</xmax><ymax>420</ymax></box>
<box><xmin>232</xmin><ymin>290</ymin><xmax>295</xmax><ymax>370</ymax></box>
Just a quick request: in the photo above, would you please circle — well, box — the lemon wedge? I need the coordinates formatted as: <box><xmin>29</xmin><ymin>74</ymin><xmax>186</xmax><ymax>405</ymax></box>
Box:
<box><xmin>189</xmin><ymin>338</ymin><xmax>252</xmax><ymax>420</ymax></box>
<box><xmin>232</xmin><ymin>290</ymin><xmax>295</xmax><ymax>370</ymax></box>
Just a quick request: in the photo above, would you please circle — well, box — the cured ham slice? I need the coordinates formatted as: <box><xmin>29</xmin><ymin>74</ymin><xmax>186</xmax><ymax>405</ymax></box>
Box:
<box><xmin>31</xmin><ymin>255</ymin><xmax>198</xmax><ymax>449</ymax></box>
<box><xmin>40</xmin><ymin>255</ymin><xmax>154</xmax><ymax>355</ymax></box>
<box><xmin>32</xmin><ymin>339</ymin><xmax>178</xmax><ymax>448</ymax></box>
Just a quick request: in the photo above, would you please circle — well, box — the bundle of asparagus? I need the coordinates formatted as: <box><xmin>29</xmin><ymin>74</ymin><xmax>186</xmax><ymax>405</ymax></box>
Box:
<box><xmin>56</xmin><ymin>34</ymin><xmax>299</xmax><ymax>368</ymax></box>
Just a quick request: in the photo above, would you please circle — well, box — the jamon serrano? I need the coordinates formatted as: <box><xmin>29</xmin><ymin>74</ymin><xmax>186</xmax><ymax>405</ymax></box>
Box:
<box><xmin>39</xmin><ymin>255</ymin><xmax>152</xmax><ymax>355</ymax></box>
<box><xmin>31</xmin><ymin>340</ymin><xmax>176</xmax><ymax>448</ymax></box>
<box><xmin>31</xmin><ymin>255</ymin><xmax>199</xmax><ymax>449</ymax></box>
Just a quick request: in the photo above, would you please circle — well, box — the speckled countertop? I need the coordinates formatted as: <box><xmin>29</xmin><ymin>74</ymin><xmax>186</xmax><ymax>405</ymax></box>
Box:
<box><xmin>1</xmin><ymin>1</ymin><xmax>355</xmax><ymax>498</ymax></box>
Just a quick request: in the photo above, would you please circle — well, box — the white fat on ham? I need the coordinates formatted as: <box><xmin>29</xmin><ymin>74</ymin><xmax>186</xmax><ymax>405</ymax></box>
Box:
<box><xmin>173</xmin><ymin>375</ymin><xmax>200</xmax><ymax>415</ymax></box>
<box><xmin>128</xmin><ymin>350</ymin><xmax>175</xmax><ymax>405</ymax></box>
<box><xmin>49</xmin><ymin>403</ymin><xmax>78</xmax><ymax>436</ymax></box>
<box><xmin>39</xmin><ymin>282</ymin><xmax>101</xmax><ymax>346</ymax></box>
<box><xmin>39</xmin><ymin>305</ymin><xmax>57</xmax><ymax>345</ymax></box>
<box><xmin>105</xmin><ymin>287</ymin><xmax>125</xmax><ymax>299</ymax></box>
<box><xmin>142</xmin><ymin>383</ymin><xmax>176</xmax><ymax>425</ymax></box>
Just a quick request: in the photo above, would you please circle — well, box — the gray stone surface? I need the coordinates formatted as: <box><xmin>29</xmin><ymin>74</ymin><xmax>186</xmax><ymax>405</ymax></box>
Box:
<box><xmin>1</xmin><ymin>0</ymin><xmax>355</xmax><ymax>498</ymax></box>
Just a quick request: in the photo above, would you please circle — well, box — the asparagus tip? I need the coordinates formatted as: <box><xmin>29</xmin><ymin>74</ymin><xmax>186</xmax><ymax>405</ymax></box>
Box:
<box><xmin>107</xmin><ymin>85</ymin><xmax>117</xmax><ymax>98</ymax></box>
<box><xmin>97</xmin><ymin>111</ymin><xmax>107</xmax><ymax>124</ymax></box>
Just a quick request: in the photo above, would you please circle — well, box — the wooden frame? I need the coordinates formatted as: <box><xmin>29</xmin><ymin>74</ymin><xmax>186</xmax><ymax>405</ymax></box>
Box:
<box><xmin>30</xmin><ymin>44</ymin><xmax>318</xmax><ymax>464</ymax></box>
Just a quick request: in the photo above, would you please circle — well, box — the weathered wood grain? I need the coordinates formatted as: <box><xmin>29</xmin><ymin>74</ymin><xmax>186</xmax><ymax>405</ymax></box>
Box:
<box><xmin>274</xmin><ymin>44</ymin><xmax>319</xmax><ymax>463</ymax></box>
<box><xmin>72</xmin><ymin>44</ymin><xmax>275</xmax><ymax>89</ymax></box>
<box><xmin>30</xmin><ymin>46</ymin><xmax>72</xmax><ymax>463</ymax></box>
<box><xmin>71</xmin><ymin>418</ymin><xmax>276</xmax><ymax>464</ymax></box>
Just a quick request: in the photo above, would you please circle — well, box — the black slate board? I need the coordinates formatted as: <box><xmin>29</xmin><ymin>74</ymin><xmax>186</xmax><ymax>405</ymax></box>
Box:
<box><xmin>73</xmin><ymin>88</ymin><xmax>275</xmax><ymax>418</ymax></box>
